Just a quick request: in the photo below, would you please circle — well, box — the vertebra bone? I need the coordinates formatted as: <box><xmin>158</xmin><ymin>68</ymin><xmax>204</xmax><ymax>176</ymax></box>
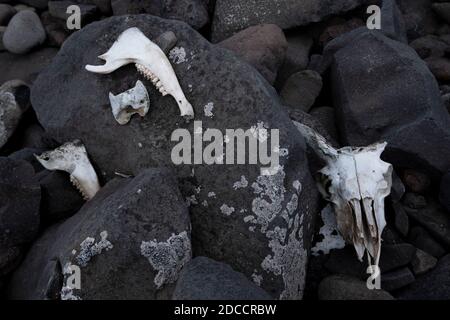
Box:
<box><xmin>109</xmin><ymin>80</ymin><xmax>150</xmax><ymax>125</ymax></box>
<box><xmin>35</xmin><ymin>140</ymin><xmax>100</xmax><ymax>200</ymax></box>
<box><xmin>85</xmin><ymin>27</ymin><xmax>194</xmax><ymax>118</ymax></box>
<box><xmin>294</xmin><ymin>122</ymin><xmax>393</xmax><ymax>266</ymax></box>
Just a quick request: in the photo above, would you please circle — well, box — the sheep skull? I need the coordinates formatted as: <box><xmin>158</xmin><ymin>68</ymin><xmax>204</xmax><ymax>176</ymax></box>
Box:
<box><xmin>295</xmin><ymin>122</ymin><xmax>393</xmax><ymax>266</ymax></box>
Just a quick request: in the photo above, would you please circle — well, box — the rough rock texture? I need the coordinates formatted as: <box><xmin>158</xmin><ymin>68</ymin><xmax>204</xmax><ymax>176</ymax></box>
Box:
<box><xmin>30</xmin><ymin>15</ymin><xmax>319</xmax><ymax>299</ymax></box>
<box><xmin>0</xmin><ymin>157</ymin><xmax>40</xmax><ymax>249</ymax></box>
<box><xmin>318</xmin><ymin>275</ymin><xmax>394</xmax><ymax>300</ymax></box>
<box><xmin>410</xmin><ymin>35</ymin><xmax>449</xmax><ymax>59</ymax></box>
<box><xmin>411</xmin><ymin>248</ymin><xmax>437</xmax><ymax>276</ymax></box>
<box><xmin>440</xmin><ymin>171</ymin><xmax>450</xmax><ymax>212</ymax></box>
<box><xmin>111</xmin><ymin>0</ymin><xmax>209</xmax><ymax>30</ymax></box>
<box><xmin>0</xmin><ymin>80</ymin><xmax>30</xmax><ymax>149</ymax></box>
<box><xmin>218</xmin><ymin>24</ymin><xmax>288</xmax><ymax>84</ymax></box>
<box><xmin>405</xmin><ymin>201</ymin><xmax>450</xmax><ymax>247</ymax></box>
<box><xmin>8</xmin><ymin>168</ymin><xmax>191</xmax><ymax>300</ymax></box>
<box><xmin>381</xmin><ymin>0</ymin><xmax>407</xmax><ymax>43</ymax></box>
<box><xmin>3</xmin><ymin>10</ymin><xmax>46</xmax><ymax>54</ymax></box>
<box><xmin>36</xmin><ymin>170</ymin><xmax>85</xmax><ymax>222</ymax></box>
<box><xmin>211</xmin><ymin>0</ymin><xmax>371</xmax><ymax>42</ymax></box>
<box><xmin>0</xmin><ymin>47</ymin><xmax>58</xmax><ymax>84</ymax></box>
<box><xmin>398</xmin><ymin>254</ymin><xmax>450</xmax><ymax>300</ymax></box>
<box><xmin>408</xmin><ymin>226</ymin><xmax>446</xmax><ymax>258</ymax></box>
<box><xmin>432</xmin><ymin>2</ymin><xmax>450</xmax><ymax>25</ymax></box>
<box><xmin>280</xmin><ymin>70</ymin><xmax>322</xmax><ymax>113</ymax></box>
<box><xmin>0</xmin><ymin>246</ymin><xmax>22</xmax><ymax>277</ymax></box>
<box><xmin>381</xmin><ymin>267</ymin><xmax>415</xmax><ymax>291</ymax></box>
<box><xmin>324</xmin><ymin>29</ymin><xmax>450</xmax><ymax>179</ymax></box>
<box><xmin>15</xmin><ymin>1</ymin><xmax>49</xmax><ymax>10</ymax></box>
<box><xmin>172</xmin><ymin>257</ymin><xmax>272</xmax><ymax>300</ymax></box>
<box><xmin>275</xmin><ymin>33</ymin><xmax>312</xmax><ymax>88</ymax></box>
<box><xmin>397</xmin><ymin>0</ymin><xmax>439</xmax><ymax>40</ymax></box>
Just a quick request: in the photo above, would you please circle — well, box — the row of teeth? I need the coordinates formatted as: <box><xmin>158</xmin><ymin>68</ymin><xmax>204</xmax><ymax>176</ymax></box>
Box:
<box><xmin>70</xmin><ymin>175</ymin><xmax>89</xmax><ymax>200</ymax></box>
<box><xmin>135</xmin><ymin>64</ymin><xmax>168</xmax><ymax>96</ymax></box>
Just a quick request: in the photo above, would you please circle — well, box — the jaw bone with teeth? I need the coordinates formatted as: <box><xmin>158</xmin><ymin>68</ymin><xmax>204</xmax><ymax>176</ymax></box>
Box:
<box><xmin>109</xmin><ymin>80</ymin><xmax>150</xmax><ymax>125</ymax></box>
<box><xmin>294</xmin><ymin>122</ymin><xmax>393</xmax><ymax>266</ymax></box>
<box><xmin>35</xmin><ymin>140</ymin><xmax>100</xmax><ymax>200</ymax></box>
<box><xmin>85</xmin><ymin>27</ymin><xmax>194</xmax><ymax>118</ymax></box>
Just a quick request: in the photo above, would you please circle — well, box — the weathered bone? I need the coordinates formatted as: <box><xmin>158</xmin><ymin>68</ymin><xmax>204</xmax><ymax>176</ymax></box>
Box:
<box><xmin>294</xmin><ymin>121</ymin><xmax>393</xmax><ymax>266</ymax></box>
<box><xmin>109</xmin><ymin>80</ymin><xmax>150</xmax><ymax>125</ymax></box>
<box><xmin>85</xmin><ymin>27</ymin><xmax>194</xmax><ymax>118</ymax></box>
<box><xmin>35</xmin><ymin>140</ymin><xmax>100</xmax><ymax>200</ymax></box>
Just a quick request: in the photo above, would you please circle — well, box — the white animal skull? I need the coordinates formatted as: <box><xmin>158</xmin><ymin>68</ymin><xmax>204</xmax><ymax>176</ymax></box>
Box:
<box><xmin>85</xmin><ymin>27</ymin><xmax>194</xmax><ymax>118</ymax></box>
<box><xmin>109</xmin><ymin>80</ymin><xmax>150</xmax><ymax>125</ymax></box>
<box><xmin>35</xmin><ymin>140</ymin><xmax>100</xmax><ymax>200</ymax></box>
<box><xmin>294</xmin><ymin>122</ymin><xmax>393</xmax><ymax>266</ymax></box>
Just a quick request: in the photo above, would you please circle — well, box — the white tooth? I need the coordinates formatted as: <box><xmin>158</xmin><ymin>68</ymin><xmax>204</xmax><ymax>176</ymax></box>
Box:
<box><xmin>85</xmin><ymin>27</ymin><xmax>194</xmax><ymax>117</ymax></box>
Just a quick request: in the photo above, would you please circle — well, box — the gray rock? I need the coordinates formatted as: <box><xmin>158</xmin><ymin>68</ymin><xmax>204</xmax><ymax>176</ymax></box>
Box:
<box><xmin>36</xmin><ymin>170</ymin><xmax>84</xmax><ymax>222</ymax></box>
<box><xmin>396</xmin><ymin>0</ymin><xmax>439</xmax><ymax>39</ymax></box>
<box><xmin>381</xmin><ymin>267</ymin><xmax>415</xmax><ymax>291</ymax></box>
<box><xmin>318</xmin><ymin>18</ymin><xmax>365</xmax><ymax>47</ymax></box>
<box><xmin>318</xmin><ymin>275</ymin><xmax>394</xmax><ymax>300</ymax></box>
<box><xmin>410</xmin><ymin>35</ymin><xmax>449</xmax><ymax>59</ymax></box>
<box><xmin>14</xmin><ymin>1</ymin><xmax>48</xmax><ymax>10</ymax></box>
<box><xmin>8</xmin><ymin>147</ymin><xmax>46</xmax><ymax>173</ymax></box>
<box><xmin>0</xmin><ymin>246</ymin><xmax>22</xmax><ymax>277</ymax></box>
<box><xmin>3</xmin><ymin>10</ymin><xmax>46</xmax><ymax>54</ymax></box>
<box><xmin>155</xmin><ymin>30</ymin><xmax>177</xmax><ymax>54</ymax></box>
<box><xmin>401</xmin><ymin>169</ymin><xmax>431</xmax><ymax>193</ymax></box>
<box><xmin>309</xmin><ymin>106</ymin><xmax>338</xmax><ymax>142</ymax></box>
<box><xmin>393</xmin><ymin>202</ymin><xmax>409</xmax><ymax>237</ymax></box>
<box><xmin>219</xmin><ymin>24</ymin><xmax>288</xmax><ymax>84</ymax></box>
<box><xmin>111</xmin><ymin>0</ymin><xmax>209</xmax><ymax>30</ymax></box>
<box><xmin>275</xmin><ymin>33</ymin><xmax>313</xmax><ymax>88</ymax></box>
<box><xmin>8</xmin><ymin>168</ymin><xmax>192</xmax><ymax>300</ymax></box>
<box><xmin>211</xmin><ymin>0</ymin><xmax>371</xmax><ymax>42</ymax></box>
<box><xmin>405</xmin><ymin>201</ymin><xmax>450</xmax><ymax>247</ymax></box>
<box><xmin>432</xmin><ymin>2</ymin><xmax>450</xmax><ymax>25</ymax></box>
<box><xmin>411</xmin><ymin>248</ymin><xmax>437</xmax><ymax>276</ymax></box>
<box><xmin>0</xmin><ymin>157</ymin><xmax>40</xmax><ymax>249</ymax></box>
<box><xmin>440</xmin><ymin>171</ymin><xmax>450</xmax><ymax>212</ymax></box>
<box><xmin>398</xmin><ymin>254</ymin><xmax>450</xmax><ymax>300</ymax></box>
<box><xmin>391</xmin><ymin>170</ymin><xmax>406</xmax><ymax>202</ymax></box>
<box><xmin>0</xmin><ymin>4</ymin><xmax>16</xmax><ymax>26</ymax></box>
<box><xmin>20</xmin><ymin>124</ymin><xmax>48</xmax><ymax>149</ymax></box>
<box><xmin>381</xmin><ymin>0</ymin><xmax>407</xmax><ymax>43</ymax></box>
<box><xmin>0</xmin><ymin>26</ymin><xmax>5</xmax><ymax>51</ymax></box>
<box><xmin>408</xmin><ymin>226</ymin><xmax>446</xmax><ymax>258</ymax></box>
<box><xmin>443</xmin><ymin>93</ymin><xmax>450</xmax><ymax>114</ymax></box>
<box><xmin>280</xmin><ymin>70</ymin><xmax>322</xmax><ymax>113</ymax></box>
<box><xmin>325</xmin><ymin>28</ymin><xmax>450</xmax><ymax>179</ymax></box>
<box><xmin>425</xmin><ymin>56</ymin><xmax>450</xmax><ymax>82</ymax></box>
<box><xmin>403</xmin><ymin>193</ymin><xmax>427</xmax><ymax>209</ymax></box>
<box><xmin>0</xmin><ymin>80</ymin><xmax>30</xmax><ymax>149</ymax></box>
<box><xmin>30</xmin><ymin>15</ymin><xmax>319</xmax><ymax>299</ymax></box>
<box><xmin>172</xmin><ymin>257</ymin><xmax>272</xmax><ymax>300</ymax></box>
<box><xmin>0</xmin><ymin>47</ymin><xmax>58</xmax><ymax>84</ymax></box>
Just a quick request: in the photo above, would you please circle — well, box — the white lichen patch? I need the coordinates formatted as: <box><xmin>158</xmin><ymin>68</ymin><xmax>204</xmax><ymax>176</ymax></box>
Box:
<box><xmin>250</xmin><ymin>121</ymin><xmax>269</xmax><ymax>142</ymax></box>
<box><xmin>169</xmin><ymin>46</ymin><xmax>187</xmax><ymax>64</ymax></box>
<box><xmin>220</xmin><ymin>204</ymin><xmax>235</xmax><ymax>216</ymax></box>
<box><xmin>311</xmin><ymin>205</ymin><xmax>346</xmax><ymax>256</ymax></box>
<box><xmin>244</xmin><ymin>166</ymin><xmax>308</xmax><ymax>299</ymax></box>
<box><xmin>204</xmin><ymin>102</ymin><xmax>214</xmax><ymax>118</ymax></box>
<box><xmin>251</xmin><ymin>271</ymin><xmax>263</xmax><ymax>286</ymax></box>
<box><xmin>207</xmin><ymin>192</ymin><xmax>216</xmax><ymax>198</ymax></box>
<box><xmin>186</xmin><ymin>195</ymin><xmax>198</xmax><ymax>206</ymax></box>
<box><xmin>60</xmin><ymin>286</ymin><xmax>81</xmax><ymax>300</ymax></box>
<box><xmin>75</xmin><ymin>231</ymin><xmax>113</xmax><ymax>267</ymax></box>
<box><xmin>140</xmin><ymin>231</ymin><xmax>191</xmax><ymax>289</ymax></box>
<box><xmin>292</xmin><ymin>180</ymin><xmax>302</xmax><ymax>193</ymax></box>
<box><xmin>233</xmin><ymin>175</ymin><xmax>248</xmax><ymax>190</ymax></box>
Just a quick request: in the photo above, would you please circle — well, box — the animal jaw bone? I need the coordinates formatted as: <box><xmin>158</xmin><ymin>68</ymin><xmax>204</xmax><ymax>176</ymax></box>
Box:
<box><xmin>109</xmin><ymin>80</ymin><xmax>150</xmax><ymax>125</ymax></box>
<box><xmin>35</xmin><ymin>140</ymin><xmax>100</xmax><ymax>200</ymax></box>
<box><xmin>85</xmin><ymin>27</ymin><xmax>194</xmax><ymax>118</ymax></box>
<box><xmin>294</xmin><ymin>122</ymin><xmax>393</xmax><ymax>266</ymax></box>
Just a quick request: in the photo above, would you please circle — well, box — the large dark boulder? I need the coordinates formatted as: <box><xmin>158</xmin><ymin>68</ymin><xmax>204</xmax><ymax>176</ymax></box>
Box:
<box><xmin>0</xmin><ymin>157</ymin><xmax>40</xmax><ymax>249</ymax></box>
<box><xmin>211</xmin><ymin>0</ymin><xmax>371</xmax><ymax>42</ymax></box>
<box><xmin>8</xmin><ymin>168</ymin><xmax>192</xmax><ymax>300</ymax></box>
<box><xmin>173</xmin><ymin>257</ymin><xmax>272</xmax><ymax>300</ymax></box>
<box><xmin>397</xmin><ymin>254</ymin><xmax>450</xmax><ymax>300</ymax></box>
<box><xmin>30</xmin><ymin>15</ymin><xmax>319</xmax><ymax>299</ymax></box>
<box><xmin>324</xmin><ymin>28</ymin><xmax>450</xmax><ymax>179</ymax></box>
